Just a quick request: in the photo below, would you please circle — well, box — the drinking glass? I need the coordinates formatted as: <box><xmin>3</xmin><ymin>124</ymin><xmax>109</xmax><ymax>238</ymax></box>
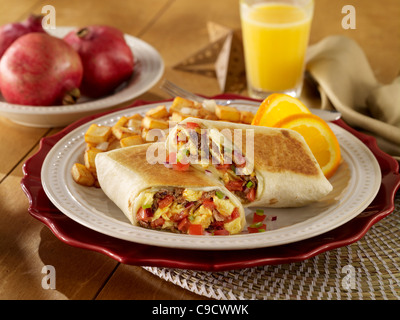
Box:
<box><xmin>240</xmin><ymin>0</ymin><xmax>314</xmax><ymax>98</ymax></box>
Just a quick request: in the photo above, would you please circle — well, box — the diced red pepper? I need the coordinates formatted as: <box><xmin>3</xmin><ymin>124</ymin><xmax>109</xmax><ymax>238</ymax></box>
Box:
<box><xmin>136</xmin><ymin>208</ymin><xmax>153</xmax><ymax>221</ymax></box>
<box><xmin>225</xmin><ymin>207</ymin><xmax>240</xmax><ymax>223</ymax></box>
<box><xmin>151</xmin><ymin>217</ymin><xmax>165</xmax><ymax>228</ymax></box>
<box><xmin>225</xmin><ymin>180</ymin><xmax>244</xmax><ymax>191</ymax></box>
<box><xmin>202</xmin><ymin>199</ymin><xmax>216</xmax><ymax>210</ymax></box>
<box><xmin>188</xmin><ymin>224</ymin><xmax>203</xmax><ymax>235</ymax></box>
<box><xmin>246</xmin><ymin>188</ymin><xmax>256</xmax><ymax>202</ymax></box>
<box><xmin>178</xmin><ymin>217</ymin><xmax>190</xmax><ymax>232</ymax></box>
<box><xmin>252</xmin><ymin>211</ymin><xmax>266</xmax><ymax>223</ymax></box>
<box><xmin>186</xmin><ymin>122</ymin><xmax>200</xmax><ymax>129</ymax></box>
<box><xmin>213</xmin><ymin>229</ymin><xmax>230</xmax><ymax>236</ymax></box>
<box><xmin>158</xmin><ymin>195</ymin><xmax>174</xmax><ymax>209</ymax></box>
<box><xmin>247</xmin><ymin>223</ymin><xmax>266</xmax><ymax>233</ymax></box>
<box><xmin>172</xmin><ymin>210</ymin><xmax>189</xmax><ymax>222</ymax></box>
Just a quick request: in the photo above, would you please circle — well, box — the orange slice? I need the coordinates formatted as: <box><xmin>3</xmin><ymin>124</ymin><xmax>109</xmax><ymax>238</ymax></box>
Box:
<box><xmin>251</xmin><ymin>93</ymin><xmax>311</xmax><ymax>127</ymax></box>
<box><xmin>274</xmin><ymin>114</ymin><xmax>341</xmax><ymax>179</ymax></box>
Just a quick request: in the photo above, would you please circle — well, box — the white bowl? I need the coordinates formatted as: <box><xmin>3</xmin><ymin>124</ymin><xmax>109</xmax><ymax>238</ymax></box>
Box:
<box><xmin>0</xmin><ymin>27</ymin><xmax>164</xmax><ymax>127</ymax></box>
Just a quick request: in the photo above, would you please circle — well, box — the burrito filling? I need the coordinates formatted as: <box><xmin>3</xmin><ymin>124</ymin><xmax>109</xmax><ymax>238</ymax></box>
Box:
<box><xmin>136</xmin><ymin>188</ymin><xmax>242</xmax><ymax>235</ymax></box>
<box><xmin>171</xmin><ymin>122</ymin><xmax>258</xmax><ymax>204</ymax></box>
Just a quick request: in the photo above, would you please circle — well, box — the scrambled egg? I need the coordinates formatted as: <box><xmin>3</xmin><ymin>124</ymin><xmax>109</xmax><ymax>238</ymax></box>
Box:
<box><xmin>152</xmin><ymin>205</ymin><xmax>170</xmax><ymax>221</ymax></box>
<box><xmin>224</xmin><ymin>217</ymin><xmax>242</xmax><ymax>234</ymax></box>
<box><xmin>183</xmin><ymin>189</ymin><xmax>203</xmax><ymax>201</ymax></box>
<box><xmin>141</xmin><ymin>192</ymin><xmax>154</xmax><ymax>208</ymax></box>
<box><xmin>213</xmin><ymin>196</ymin><xmax>235</xmax><ymax>217</ymax></box>
<box><xmin>189</xmin><ymin>205</ymin><xmax>213</xmax><ymax>230</ymax></box>
<box><xmin>153</xmin><ymin>202</ymin><xmax>184</xmax><ymax>223</ymax></box>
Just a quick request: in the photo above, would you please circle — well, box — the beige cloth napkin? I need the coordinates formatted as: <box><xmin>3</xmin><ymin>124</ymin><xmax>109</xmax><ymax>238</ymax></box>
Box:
<box><xmin>305</xmin><ymin>35</ymin><xmax>400</xmax><ymax>160</ymax></box>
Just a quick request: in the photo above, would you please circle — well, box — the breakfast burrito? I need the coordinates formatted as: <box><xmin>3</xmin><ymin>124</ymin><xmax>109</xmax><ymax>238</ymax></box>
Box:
<box><xmin>95</xmin><ymin>143</ymin><xmax>246</xmax><ymax>235</ymax></box>
<box><xmin>166</xmin><ymin>117</ymin><xmax>333</xmax><ymax>207</ymax></box>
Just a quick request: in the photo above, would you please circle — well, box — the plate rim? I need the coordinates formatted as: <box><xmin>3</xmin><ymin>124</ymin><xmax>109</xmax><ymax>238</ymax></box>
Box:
<box><xmin>21</xmin><ymin>94</ymin><xmax>400</xmax><ymax>270</ymax></box>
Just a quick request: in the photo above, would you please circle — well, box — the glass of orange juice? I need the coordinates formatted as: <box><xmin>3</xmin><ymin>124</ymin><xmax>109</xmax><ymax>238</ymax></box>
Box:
<box><xmin>240</xmin><ymin>0</ymin><xmax>314</xmax><ymax>98</ymax></box>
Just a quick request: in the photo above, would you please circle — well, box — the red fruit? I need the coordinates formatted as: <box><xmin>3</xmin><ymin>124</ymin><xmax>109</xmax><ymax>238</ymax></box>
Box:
<box><xmin>64</xmin><ymin>25</ymin><xmax>134</xmax><ymax>98</ymax></box>
<box><xmin>0</xmin><ymin>14</ymin><xmax>45</xmax><ymax>58</ymax></box>
<box><xmin>0</xmin><ymin>33</ymin><xmax>83</xmax><ymax>106</ymax></box>
<box><xmin>22</xmin><ymin>14</ymin><xmax>45</xmax><ymax>33</ymax></box>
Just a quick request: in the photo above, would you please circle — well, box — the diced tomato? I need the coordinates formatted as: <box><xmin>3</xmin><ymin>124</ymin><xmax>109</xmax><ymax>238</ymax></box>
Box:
<box><xmin>213</xmin><ymin>229</ymin><xmax>230</xmax><ymax>236</ymax></box>
<box><xmin>247</xmin><ymin>227</ymin><xmax>259</xmax><ymax>234</ymax></box>
<box><xmin>247</xmin><ymin>223</ymin><xmax>266</xmax><ymax>233</ymax></box>
<box><xmin>225</xmin><ymin>180</ymin><xmax>244</xmax><ymax>191</ymax></box>
<box><xmin>172</xmin><ymin>210</ymin><xmax>189</xmax><ymax>222</ymax></box>
<box><xmin>186</xmin><ymin>122</ymin><xmax>200</xmax><ymax>129</ymax></box>
<box><xmin>177</xmin><ymin>217</ymin><xmax>190</xmax><ymax>232</ymax></box>
<box><xmin>231</xmin><ymin>207</ymin><xmax>240</xmax><ymax>220</ymax></box>
<box><xmin>225</xmin><ymin>207</ymin><xmax>240</xmax><ymax>223</ymax></box>
<box><xmin>172</xmin><ymin>162</ymin><xmax>190</xmax><ymax>171</ymax></box>
<box><xmin>246</xmin><ymin>188</ymin><xmax>256</xmax><ymax>202</ymax></box>
<box><xmin>136</xmin><ymin>208</ymin><xmax>153</xmax><ymax>221</ymax></box>
<box><xmin>252</xmin><ymin>212</ymin><xmax>266</xmax><ymax>223</ymax></box>
<box><xmin>202</xmin><ymin>199</ymin><xmax>216</xmax><ymax>210</ymax></box>
<box><xmin>188</xmin><ymin>224</ymin><xmax>203</xmax><ymax>235</ymax></box>
<box><xmin>151</xmin><ymin>217</ymin><xmax>165</xmax><ymax>228</ymax></box>
<box><xmin>158</xmin><ymin>195</ymin><xmax>174</xmax><ymax>209</ymax></box>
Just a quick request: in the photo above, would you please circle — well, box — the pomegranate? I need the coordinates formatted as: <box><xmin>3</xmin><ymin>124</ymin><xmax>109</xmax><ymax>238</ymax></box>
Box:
<box><xmin>64</xmin><ymin>25</ymin><xmax>134</xmax><ymax>98</ymax></box>
<box><xmin>22</xmin><ymin>14</ymin><xmax>45</xmax><ymax>32</ymax></box>
<box><xmin>0</xmin><ymin>33</ymin><xmax>83</xmax><ymax>106</ymax></box>
<box><xmin>0</xmin><ymin>14</ymin><xmax>45</xmax><ymax>58</ymax></box>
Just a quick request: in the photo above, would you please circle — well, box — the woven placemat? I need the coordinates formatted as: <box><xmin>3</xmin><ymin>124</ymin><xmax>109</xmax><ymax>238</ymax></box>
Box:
<box><xmin>144</xmin><ymin>192</ymin><xmax>400</xmax><ymax>300</ymax></box>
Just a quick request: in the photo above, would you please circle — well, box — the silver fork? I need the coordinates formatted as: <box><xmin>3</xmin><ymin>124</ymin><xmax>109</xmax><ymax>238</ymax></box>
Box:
<box><xmin>160</xmin><ymin>79</ymin><xmax>341</xmax><ymax>122</ymax></box>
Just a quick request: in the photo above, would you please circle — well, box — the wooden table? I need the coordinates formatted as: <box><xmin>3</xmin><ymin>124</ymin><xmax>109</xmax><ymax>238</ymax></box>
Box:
<box><xmin>1</xmin><ymin>0</ymin><xmax>399</xmax><ymax>300</ymax></box>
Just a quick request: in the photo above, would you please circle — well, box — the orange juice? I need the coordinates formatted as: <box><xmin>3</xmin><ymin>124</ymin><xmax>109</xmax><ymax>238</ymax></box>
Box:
<box><xmin>240</xmin><ymin>1</ymin><xmax>313</xmax><ymax>98</ymax></box>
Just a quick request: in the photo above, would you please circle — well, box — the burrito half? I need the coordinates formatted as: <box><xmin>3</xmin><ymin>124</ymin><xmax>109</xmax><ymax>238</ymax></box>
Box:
<box><xmin>166</xmin><ymin>117</ymin><xmax>333</xmax><ymax>207</ymax></box>
<box><xmin>95</xmin><ymin>143</ymin><xmax>246</xmax><ymax>235</ymax></box>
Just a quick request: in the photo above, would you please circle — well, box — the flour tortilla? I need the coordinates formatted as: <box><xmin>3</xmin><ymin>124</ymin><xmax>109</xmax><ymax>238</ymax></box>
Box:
<box><xmin>167</xmin><ymin>117</ymin><xmax>333</xmax><ymax>207</ymax></box>
<box><xmin>95</xmin><ymin>142</ymin><xmax>246</xmax><ymax>230</ymax></box>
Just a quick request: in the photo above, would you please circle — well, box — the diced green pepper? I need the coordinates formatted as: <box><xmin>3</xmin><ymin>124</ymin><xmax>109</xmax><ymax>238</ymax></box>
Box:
<box><xmin>215</xmin><ymin>191</ymin><xmax>225</xmax><ymax>199</ymax></box>
<box><xmin>255</xmin><ymin>209</ymin><xmax>264</xmax><ymax>216</ymax></box>
<box><xmin>249</xmin><ymin>222</ymin><xmax>263</xmax><ymax>228</ymax></box>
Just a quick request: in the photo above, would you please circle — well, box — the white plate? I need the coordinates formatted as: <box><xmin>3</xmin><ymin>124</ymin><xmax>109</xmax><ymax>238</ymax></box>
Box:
<box><xmin>41</xmin><ymin>101</ymin><xmax>382</xmax><ymax>250</ymax></box>
<box><xmin>0</xmin><ymin>27</ymin><xmax>164</xmax><ymax>128</ymax></box>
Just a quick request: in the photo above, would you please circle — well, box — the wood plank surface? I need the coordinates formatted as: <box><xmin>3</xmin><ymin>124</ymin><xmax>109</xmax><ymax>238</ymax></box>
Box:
<box><xmin>0</xmin><ymin>0</ymin><xmax>398</xmax><ymax>300</ymax></box>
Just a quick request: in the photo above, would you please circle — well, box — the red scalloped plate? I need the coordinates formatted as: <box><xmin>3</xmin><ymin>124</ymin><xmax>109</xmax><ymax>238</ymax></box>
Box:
<box><xmin>21</xmin><ymin>94</ymin><xmax>400</xmax><ymax>271</ymax></box>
